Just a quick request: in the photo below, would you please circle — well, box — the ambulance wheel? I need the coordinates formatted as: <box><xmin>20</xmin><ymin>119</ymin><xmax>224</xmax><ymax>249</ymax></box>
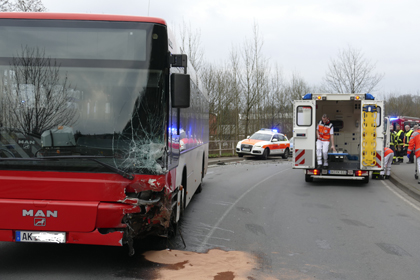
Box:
<box><xmin>261</xmin><ymin>148</ymin><xmax>269</xmax><ymax>160</ymax></box>
<box><xmin>282</xmin><ymin>148</ymin><xmax>290</xmax><ymax>159</ymax></box>
<box><xmin>415</xmin><ymin>174</ymin><xmax>418</xmax><ymax>180</ymax></box>
<box><xmin>238</xmin><ymin>153</ymin><xmax>244</xmax><ymax>157</ymax></box>
<box><xmin>305</xmin><ymin>174</ymin><xmax>313</xmax><ymax>182</ymax></box>
<box><xmin>363</xmin><ymin>176</ymin><xmax>369</xmax><ymax>184</ymax></box>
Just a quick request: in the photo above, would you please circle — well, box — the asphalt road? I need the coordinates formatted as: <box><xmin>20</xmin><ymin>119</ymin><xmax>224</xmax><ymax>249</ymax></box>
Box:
<box><xmin>2</xmin><ymin>158</ymin><xmax>420</xmax><ymax>279</ymax></box>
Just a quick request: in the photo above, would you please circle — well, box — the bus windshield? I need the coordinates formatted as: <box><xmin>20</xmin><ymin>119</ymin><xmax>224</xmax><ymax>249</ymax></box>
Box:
<box><xmin>0</xmin><ymin>19</ymin><xmax>168</xmax><ymax>175</ymax></box>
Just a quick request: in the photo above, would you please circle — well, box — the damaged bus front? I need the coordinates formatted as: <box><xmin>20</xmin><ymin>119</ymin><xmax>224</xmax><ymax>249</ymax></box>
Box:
<box><xmin>0</xmin><ymin>13</ymin><xmax>209</xmax><ymax>255</ymax></box>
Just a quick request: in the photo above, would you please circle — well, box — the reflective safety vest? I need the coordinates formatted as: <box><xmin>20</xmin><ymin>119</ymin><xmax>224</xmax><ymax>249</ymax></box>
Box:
<box><xmin>390</xmin><ymin>131</ymin><xmax>396</xmax><ymax>146</ymax></box>
<box><xmin>411</xmin><ymin>129</ymin><xmax>420</xmax><ymax>141</ymax></box>
<box><xmin>408</xmin><ymin>133</ymin><xmax>420</xmax><ymax>158</ymax></box>
<box><xmin>317</xmin><ymin>120</ymin><xmax>333</xmax><ymax>141</ymax></box>
<box><xmin>404</xmin><ymin>130</ymin><xmax>414</xmax><ymax>146</ymax></box>
<box><xmin>396</xmin><ymin>130</ymin><xmax>404</xmax><ymax>146</ymax></box>
<box><xmin>384</xmin><ymin>147</ymin><xmax>393</xmax><ymax>157</ymax></box>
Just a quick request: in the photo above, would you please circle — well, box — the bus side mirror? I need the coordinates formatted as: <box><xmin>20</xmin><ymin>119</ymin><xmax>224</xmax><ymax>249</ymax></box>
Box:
<box><xmin>171</xmin><ymin>73</ymin><xmax>190</xmax><ymax>108</ymax></box>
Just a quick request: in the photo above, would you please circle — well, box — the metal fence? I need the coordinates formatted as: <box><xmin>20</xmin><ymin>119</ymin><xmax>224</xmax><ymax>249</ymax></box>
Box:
<box><xmin>209</xmin><ymin>140</ymin><xmax>237</xmax><ymax>156</ymax></box>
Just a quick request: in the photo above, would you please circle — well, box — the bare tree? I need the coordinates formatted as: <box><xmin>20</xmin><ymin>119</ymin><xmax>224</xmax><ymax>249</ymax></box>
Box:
<box><xmin>1</xmin><ymin>46</ymin><xmax>78</xmax><ymax>136</ymax></box>
<box><xmin>263</xmin><ymin>64</ymin><xmax>284</xmax><ymax>131</ymax></box>
<box><xmin>240</xmin><ymin>22</ymin><xmax>268</xmax><ymax>137</ymax></box>
<box><xmin>10</xmin><ymin>0</ymin><xmax>47</xmax><ymax>12</ymax></box>
<box><xmin>323</xmin><ymin>45</ymin><xmax>384</xmax><ymax>93</ymax></box>
<box><xmin>384</xmin><ymin>92</ymin><xmax>420</xmax><ymax>117</ymax></box>
<box><xmin>179</xmin><ymin>20</ymin><xmax>204</xmax><ymax>74</ymax></box>
<box><xmin>0</xmin><ymin>0</ymin><xmax>12</xmax><ymax>11</ymax></box>
<box><xmin>229</xmin><ymin>46</ymin><xmax>242</xmax><ymax>140</ymax></box>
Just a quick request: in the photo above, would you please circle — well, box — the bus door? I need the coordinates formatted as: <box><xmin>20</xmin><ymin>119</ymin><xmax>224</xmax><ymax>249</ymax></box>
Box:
<box><xmin>293</xmin><ymin>100</ymin><xmax>316</xmax><ymax>169</ymax></box>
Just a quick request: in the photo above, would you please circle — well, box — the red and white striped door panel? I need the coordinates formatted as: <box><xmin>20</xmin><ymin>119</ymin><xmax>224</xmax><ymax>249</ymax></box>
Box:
<box><xmin>294</xmin><ymin>149</ymin><xmax>313</xmax><ymax>168</ymax></box>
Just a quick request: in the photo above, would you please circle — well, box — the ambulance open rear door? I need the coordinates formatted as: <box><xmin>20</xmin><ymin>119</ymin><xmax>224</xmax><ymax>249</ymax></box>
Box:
<box><xmin>293</xmin><ymin>100</ymin><xmax>316</xmax><ymax>169</ymax></box>
<box><xmin>360</xmin><ymin>100</ymin><xmax>384</xmax><ymax>171</ymax></box>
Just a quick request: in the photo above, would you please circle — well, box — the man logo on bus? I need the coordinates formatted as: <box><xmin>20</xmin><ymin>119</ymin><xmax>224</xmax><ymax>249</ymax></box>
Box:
<box><xmin>22</xmin><ymin>209</ymin><xmax>58</xmax><ymax>218</ymax></box>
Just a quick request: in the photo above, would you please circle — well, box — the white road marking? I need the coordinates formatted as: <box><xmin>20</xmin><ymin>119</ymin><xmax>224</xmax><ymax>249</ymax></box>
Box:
<box><xmin>381</xmin><ymin>180</ymin><xmax>420</xmax><ymax>212</ymax></box>
<box><xmin>198</xmin><ymin>167</ymin><xmax>290</xmax><ymax>251</ymax></box>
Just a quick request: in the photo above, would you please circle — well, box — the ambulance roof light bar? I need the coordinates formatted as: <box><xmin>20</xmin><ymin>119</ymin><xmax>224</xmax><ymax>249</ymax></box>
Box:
<box><xmin>303</xmin><ymin>93</ymin><xmax>375</xmax><ymax>100</ymax></box>
<box><xmin>302</xmin><ymin>93</ymin><xmax>312</xmax><ymax>100</ymax></box>
<box><xmin>365</xmin><ymin>93</ymin><xmax>375</xmax><ymax>100</ymax></box>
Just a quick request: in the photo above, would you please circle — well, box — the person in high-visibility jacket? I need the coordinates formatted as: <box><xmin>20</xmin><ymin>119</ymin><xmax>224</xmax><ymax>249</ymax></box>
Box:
<box><xmin>316</xmin><ymin>114</ymin><xmax>337</xmax><ymax>169</ymax></box>
<box><xmin>395</xmin><ymin>124</ymin><xmax>405</xmax><ymax>163</ymax></box>
<box><xmin>390</xmin><ymin>125</ymin><xmax>397</xmax><ymax>164</ymax></box>
<box><xmin>407</xmin><ymin>130</ymin><xmax>420</xmax><ymax>184</ymax></box>
<box><xmin>409</xmin><ymin>125</ymin><xmax>420</xmax><ymax>141</ymax></box>
<box><xmin>404</xmin><ymin>125</ymin><xmax>414</xmax><ymax>164</ymax></box>
<box><xmin>379</xmin><ymin>147</ymin><xmax>394</xmax><ymax>179</ymax></box>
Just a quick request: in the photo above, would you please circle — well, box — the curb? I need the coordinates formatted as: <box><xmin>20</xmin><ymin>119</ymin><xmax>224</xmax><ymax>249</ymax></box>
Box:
<box><xmin>389</xmin><ymin>173</ymin><xmax>420</xmax><ymax>202</ymax></box>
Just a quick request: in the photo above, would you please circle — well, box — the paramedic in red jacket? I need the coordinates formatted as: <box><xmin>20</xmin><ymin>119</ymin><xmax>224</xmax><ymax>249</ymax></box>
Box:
<box><xmin>407</xmin><ymin>131</ymin><xmax>420</xmax><ymax>184</ymax></box>
<box><xmin>380</xmin><ymin>147</ymin><xmax>394</xmax><ymax>179</ymax></box>
<box><xmin>316</xmin><ymin>114</ymin><xmax>337</xmax><ymax>169</ymax></box>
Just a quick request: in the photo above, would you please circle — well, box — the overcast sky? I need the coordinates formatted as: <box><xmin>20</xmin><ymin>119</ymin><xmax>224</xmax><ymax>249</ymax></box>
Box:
<box><xmin>42</xmin><ymin>0</ymin><xmax>420</xmax><ymax>95</ymax></box>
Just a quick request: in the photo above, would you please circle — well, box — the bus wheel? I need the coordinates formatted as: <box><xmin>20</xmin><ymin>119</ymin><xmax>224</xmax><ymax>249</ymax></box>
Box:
<box><xmin>168</xmin><ymin>206</ymin><xmax>178</xmax><ymax>238</ymax></box>
<box><xmin>196</xmin><ymin>158</ymin><xmax>205</xmax><ymax>194</ymax></box>
<box><xmin>180</xmin><ymin>172</ymin><xmax>187</xmax><ymax>216</ymax></box>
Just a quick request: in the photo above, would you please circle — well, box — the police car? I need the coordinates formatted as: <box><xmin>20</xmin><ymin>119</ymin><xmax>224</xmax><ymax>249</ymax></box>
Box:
<box><xmin>236</xmin><ymin>129</ymin><xmax>290</xmax><ymax>159</ymax></box>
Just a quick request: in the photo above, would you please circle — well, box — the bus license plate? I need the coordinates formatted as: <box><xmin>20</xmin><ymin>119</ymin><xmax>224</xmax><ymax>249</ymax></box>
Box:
<box><xmin>16</xmin><ymin>231</ymin><xmax>66</xmax><ymax>243</ymax></box>
<box><xmin>329</xmin><ymin>170</ymin><xmax>347</xmax><ymax>175</ymax></box>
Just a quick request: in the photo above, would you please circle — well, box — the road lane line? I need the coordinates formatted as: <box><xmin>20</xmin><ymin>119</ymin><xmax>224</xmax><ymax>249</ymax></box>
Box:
<box><xmin>381</xmin><ymin>180</ymin><xmax>420</xmax><ymax>212</ymax></box>
<box><xmin>197</xmin><ymin>167</ymin><xmax>291</xmax><ymax>252</ymax></box>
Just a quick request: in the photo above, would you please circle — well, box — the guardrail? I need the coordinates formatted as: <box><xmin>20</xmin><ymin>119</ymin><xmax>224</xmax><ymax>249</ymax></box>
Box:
<box><xmin>209</xmin><ymin>140</ymin><xmax>237</xmax><ymax>156</ymax></box>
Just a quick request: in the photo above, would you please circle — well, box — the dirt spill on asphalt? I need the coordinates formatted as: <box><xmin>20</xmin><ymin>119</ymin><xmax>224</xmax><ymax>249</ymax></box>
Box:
<box><xmin>143</xmin><ymin>249</ymin><xmax>276</xmax><ymax>280</ymax></box>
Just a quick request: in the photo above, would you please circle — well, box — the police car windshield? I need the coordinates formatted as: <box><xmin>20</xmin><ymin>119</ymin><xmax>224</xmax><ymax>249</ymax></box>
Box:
<box><xmin>250</xmin><ymin>133</ymin><xmax>272</xmax><ymax>141</ymax></box>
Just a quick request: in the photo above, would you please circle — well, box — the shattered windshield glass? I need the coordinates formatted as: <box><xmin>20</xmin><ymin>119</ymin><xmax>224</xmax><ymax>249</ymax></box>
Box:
<box><xmin>0</xmin><ymin>20</ymin><xmax>168</xmax><ymax>175</ymax></box>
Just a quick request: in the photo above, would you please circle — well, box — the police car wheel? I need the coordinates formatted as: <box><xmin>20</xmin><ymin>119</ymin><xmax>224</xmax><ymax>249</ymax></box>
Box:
<box><xmin>282</xmin><ymin>148</ymin><xmax>289</xmax><ymax>159</ymax></box>
<box><xmin>261</xmin><ymin>148</ymin><xmax>269</xmax><ymax>160</ymax></box>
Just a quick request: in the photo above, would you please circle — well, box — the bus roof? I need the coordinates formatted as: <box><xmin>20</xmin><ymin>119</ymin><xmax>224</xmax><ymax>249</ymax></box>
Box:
<box><xmin>0</xmin><ymin>12</ymin><xmax>166</xmax><ymax>25</ymax></box>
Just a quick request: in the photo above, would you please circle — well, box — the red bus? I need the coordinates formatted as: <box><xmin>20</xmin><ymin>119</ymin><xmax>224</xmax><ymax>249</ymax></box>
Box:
<box><xmin>0</xmin><ymin>13</ymin><xmax>209</xmax><ymax>255</ymax></box>
<box><xmin>389</xmin><ymin>116</ymin><xmax>420</xmax><ymax>130</ymax></box>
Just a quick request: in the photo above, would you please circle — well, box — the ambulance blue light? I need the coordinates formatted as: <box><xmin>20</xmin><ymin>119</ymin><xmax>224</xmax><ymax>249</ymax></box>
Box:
<box><xmin>302</xmin><ymin>93</ymin><xmax>312</xmax><ymax>100</ymax></box>
<box><xmin>272</xmin><ymin>129</ymin><xmax>278</xmax><ymax>133</ymax></box>
<box><xmin>389</xmin><ymin>117</ymin><xmax>398</xmax><ymax>121</ymax></box>
<box><xmin>365</xmin><ymin>93</ymin><xmax>375</xmax><ymax>100</ymax></box>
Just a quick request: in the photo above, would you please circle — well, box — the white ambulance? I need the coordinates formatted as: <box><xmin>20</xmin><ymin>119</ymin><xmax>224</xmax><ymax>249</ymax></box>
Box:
<box><xmin>292</xmin><ymin>93</ymin><xmax>384</xmax><ymax>183</ymax></box>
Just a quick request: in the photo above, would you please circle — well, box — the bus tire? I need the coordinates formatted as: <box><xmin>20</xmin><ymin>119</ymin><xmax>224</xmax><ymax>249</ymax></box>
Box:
<box><xmin>168</xmin><ymin>207</ymin><xmax>178</xmax><ymax>238</ymax></box>
<box><xmin>196</xmin><ymin>156</ymin><xmax>205</xmax><ymax>194</ymax></box>
<box><xmin>180</xmin><ymin>169</ymin><xmax>187</xmax><ymax>216</ymax></box>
